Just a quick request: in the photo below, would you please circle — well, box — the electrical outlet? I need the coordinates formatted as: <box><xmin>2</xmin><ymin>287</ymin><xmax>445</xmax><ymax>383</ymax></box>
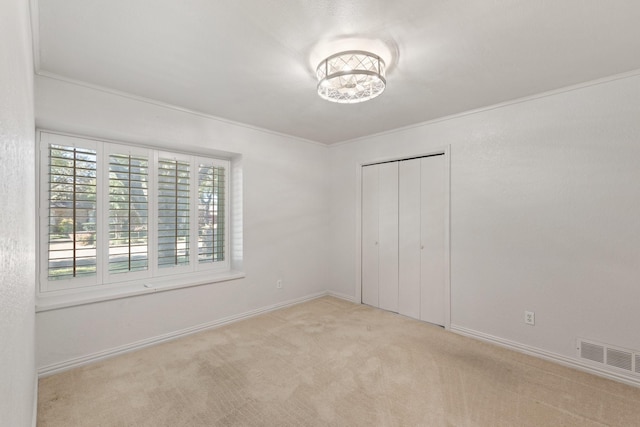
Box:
<box><xmin>524</xmin><ymin>311</ymin><xmax>535</xmax><ymax>326</ymax></box>
<box><xmin>276</xmin><ymin>279</ymin><xmax>283</xmax><ymax>289</ymax></box>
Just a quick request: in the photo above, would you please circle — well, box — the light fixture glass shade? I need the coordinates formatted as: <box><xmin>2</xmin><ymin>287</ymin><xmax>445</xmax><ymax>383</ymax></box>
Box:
<box><xmin>316</xmin><ymin>50</ymin><xmax>386</xmax><ymax>104</ymax></box>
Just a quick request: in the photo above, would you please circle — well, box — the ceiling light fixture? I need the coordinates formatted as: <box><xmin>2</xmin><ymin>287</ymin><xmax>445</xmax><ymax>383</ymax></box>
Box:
<box><xmin>316</xmin><ymin>50</ymin><xmax>386</xmax><ymax>104</ymax></box>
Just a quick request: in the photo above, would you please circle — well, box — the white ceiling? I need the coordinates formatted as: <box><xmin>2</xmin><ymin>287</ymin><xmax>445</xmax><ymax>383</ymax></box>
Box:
<box><xmin>34</xmin><ymin>0</ymin><xmax>640</xmax><ymax>144</ymax></box>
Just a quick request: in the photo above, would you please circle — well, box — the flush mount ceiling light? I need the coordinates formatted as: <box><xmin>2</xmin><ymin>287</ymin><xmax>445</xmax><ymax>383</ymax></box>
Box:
<box><xmin>316</xmin><ymin>50</ymin><xmax>386</xmax><ymax>104</ymax></box>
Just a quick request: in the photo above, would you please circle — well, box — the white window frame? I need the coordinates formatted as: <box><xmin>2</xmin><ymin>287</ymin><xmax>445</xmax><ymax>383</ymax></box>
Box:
<box><xmin>37</xmin><ymin>130</ymin><xmax>232</xmax><ymax>299</ymax></box>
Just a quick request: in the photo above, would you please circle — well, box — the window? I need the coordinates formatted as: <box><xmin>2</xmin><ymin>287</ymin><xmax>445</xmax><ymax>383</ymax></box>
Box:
<box><xmin>46</xmin><ymin>142</ymin><xmax>98</xmax><ymax>282</ymax></box>
<box><xmin>197</xmin><ymin>158</ymin><xmax>226</xmax><ymax>264</ymax></box>
<box><xmin>157</xmin><ymin>155</ymin><xmax>191</xmax><ymax>269</ymax></box>
<box><xmin>38</xmin><ymin>131</ymin><xmax>230</xmax><ymax>294</ymax></box>
<box><xmin>108</xmin><ymin>151</ymin><xmax>149</xmax><ymax>274</ymax></box>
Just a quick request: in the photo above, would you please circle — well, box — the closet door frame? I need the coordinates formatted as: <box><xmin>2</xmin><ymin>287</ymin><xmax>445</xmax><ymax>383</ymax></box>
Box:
<box><xmin>356</xmin><ymin>145</ymin><xmax>451</xmax><ymax>330</ymax></box>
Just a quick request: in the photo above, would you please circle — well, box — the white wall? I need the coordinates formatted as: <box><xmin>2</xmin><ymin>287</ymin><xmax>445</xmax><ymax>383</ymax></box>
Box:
<box><xmin>35</xmin><ymin>76</ymin><xmax>329</xmax><ymax>370</ymax></box>
<box><xmin>0</xmin><ymin>0</ymin><xmax>37</xmax><ymax>425</ymax></box>
<box><xmin>328</xmin><ymin>74</ymin><xmax>640</xmax><ymax>364</ymax></box>
<box><xmin>34</xmin><ymin>60</ymin><xmax>640</xmax><ymax>384</ymax></box>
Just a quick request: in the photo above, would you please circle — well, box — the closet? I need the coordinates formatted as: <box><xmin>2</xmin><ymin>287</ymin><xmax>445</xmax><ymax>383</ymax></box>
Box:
<box><xmin>361</xmin><ymin>154</ymin><xmax>447</xmax><ymax>326</ymax></box>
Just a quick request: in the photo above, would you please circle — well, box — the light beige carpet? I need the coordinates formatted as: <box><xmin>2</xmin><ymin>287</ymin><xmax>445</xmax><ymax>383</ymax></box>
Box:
<box><xmin>38</xmin><ymin>297</ymin><xmax>640</xmax><ymax>426</ymax></box>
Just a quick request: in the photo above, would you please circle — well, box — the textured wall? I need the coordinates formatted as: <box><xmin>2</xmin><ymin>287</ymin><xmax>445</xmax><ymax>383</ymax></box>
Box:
<box><xmin>328</xmin><ymin>73</ymin><xmax>640</xmax><ymax>363</ymax></box>
<box><xmin>0</xmin><ymin>0</ymin><xmax>37</xmax><ymax>425</ymax></box>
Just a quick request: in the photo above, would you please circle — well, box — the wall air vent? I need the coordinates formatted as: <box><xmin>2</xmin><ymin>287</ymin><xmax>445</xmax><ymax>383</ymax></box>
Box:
<box><xmin>606</xmin><ymin>348</ymin><xmax>633</xmax><ymax>372</ymax></box>
<box><xmin>579</xmin><ymin>340</ymin><xmax>604</xmax><ymax>363</ymax></box>
<box><xmin>577</xmin><ymin>339</ymin><xmax>639</xmax><ymax>376</ymax></box>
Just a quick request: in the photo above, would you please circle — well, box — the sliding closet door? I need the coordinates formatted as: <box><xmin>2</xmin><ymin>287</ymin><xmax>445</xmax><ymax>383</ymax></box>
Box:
<box><xmin>361</xmin><ymin>165</ymin><xmax>379</xmax><ymax>307</ymax></box>
<box><xmin>398</xmin><ymin>159</ymin><xmax>421</xmax><ymax>319</ymax></box>
<box><xmin>377</xmin><ymin>162</ymin><xmax>399</xmax><ymax>312</ymax></box>
<box><xmin>420</xmin><ymin>155</ymin><xmax>447</xmax><ymax>326</ymax></box>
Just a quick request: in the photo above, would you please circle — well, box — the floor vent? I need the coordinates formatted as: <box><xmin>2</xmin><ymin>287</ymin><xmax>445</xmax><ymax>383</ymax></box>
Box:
<box><xmin>580</xmin><ymin>340</ymin><xmax>604</xmax><ymax>363</ymax></box>
<box><xmin>606</xmin><ymin>348</ymin><xmax>633</xmax><ymax>372</ymax></box>
<box><xmin>578</xmin><ymin>339</ymin><xmax>638</xmax><ymax>375</ymax></box>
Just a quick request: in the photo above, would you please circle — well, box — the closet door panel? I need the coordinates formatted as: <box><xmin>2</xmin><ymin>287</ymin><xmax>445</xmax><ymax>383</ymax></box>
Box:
<box><xmin>420</xmin><ymin>155</ymin><xmax>446</xmax><ymax>326</ymax></box>
<box><xmin>361</xmin><ymin>165</ymin><xmax>379</xmax><ymax>307</ymax></box>
<box><xmin>398</xmin><ymin>159</ymin><xmax>421</xmax><ymax>319</ymax></box>
<box><xmin>378</xmin><ymin>162</ymin><xmax>399</xmax><ymax>312</ymax></box>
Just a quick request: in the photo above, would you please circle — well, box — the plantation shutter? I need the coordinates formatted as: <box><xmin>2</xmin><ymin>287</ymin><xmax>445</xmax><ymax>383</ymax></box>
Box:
<box><xmin>108</xmin><ymin>153</ymin><xmax>149</xmax><ymax>273</ymax></box>
<box><xmin>198</xmin><ymin>161</ymin><xmax>226</xmax><ymax>263</ymax></box>
<box><xmin>47</xmin><ymin>144</ymin><xmax>98</xmax><ymax>280</ymax></box>
<box><xmin>39</xmin><ymin>131</ymin><xmax>232</xmax><ymax>293</ymax></box>
<box><xmin>157</xmin><ymin>157</ymin><xmax>191</xmax><ymax>268</ymax></box>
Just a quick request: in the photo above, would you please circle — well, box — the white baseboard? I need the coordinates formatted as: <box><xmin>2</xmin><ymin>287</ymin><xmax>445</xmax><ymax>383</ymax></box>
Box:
<box><xmin>451</xmin><ymin>324</ymin><xmax>640</xmax><ymax>389</ymax></box>
<box><xmin>326</xmin><ymin>290</ymin><xmax>356</xmax><ymax>303</ymax></box>
<box><xmin>38</xmin><ymin>291</ymin><xmax>328</xmax><ymax>377</ymax></box>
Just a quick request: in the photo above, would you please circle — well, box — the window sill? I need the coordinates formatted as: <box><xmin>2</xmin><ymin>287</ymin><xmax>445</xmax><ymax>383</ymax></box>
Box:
<box><xmin>35</xmin><ymin>270</ymin><xmax>246</xmax><ymax>313</ymax></box>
